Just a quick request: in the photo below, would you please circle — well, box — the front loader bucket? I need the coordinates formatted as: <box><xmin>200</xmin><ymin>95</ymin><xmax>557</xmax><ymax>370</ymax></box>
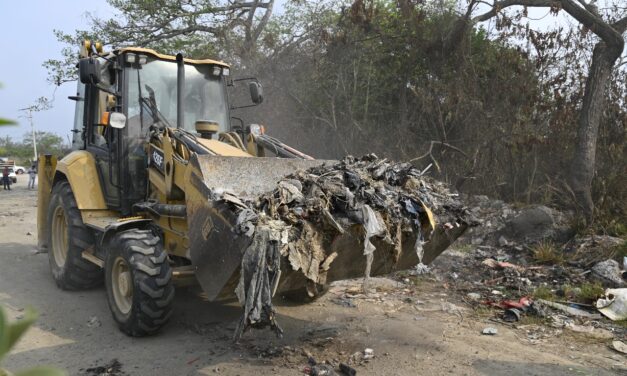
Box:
<box><xmin>186</xmin><ymin>155</ymin><xmax>328</xmax><ymax>301</ymax></box>
<box><xmin>185</xmin><ymin>155</ymin><xmax>467</xmax><ymax>302</ymax></box>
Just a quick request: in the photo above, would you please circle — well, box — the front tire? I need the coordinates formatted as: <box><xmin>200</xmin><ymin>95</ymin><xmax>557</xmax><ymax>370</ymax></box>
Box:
<box><xmin>105</xmin><ymin>229</ymin><xmax>174</xmax><ymax>336</ymax></box>
<box><xmin>47</xmin><ymin>181</ymin><xmax>103</xmax><ymax>289</ymax></box>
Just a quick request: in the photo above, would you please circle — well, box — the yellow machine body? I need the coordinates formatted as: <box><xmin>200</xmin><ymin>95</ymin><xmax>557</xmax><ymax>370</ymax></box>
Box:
<box><xmin>37</xmin><ymin>44</ymin><xmax>464</xmax><ymax>306</ymax></box>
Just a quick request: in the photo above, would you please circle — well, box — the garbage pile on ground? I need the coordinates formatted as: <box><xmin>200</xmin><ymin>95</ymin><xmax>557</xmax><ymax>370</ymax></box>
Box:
<box><xmin>214</xmin><ymin>154</ymin><xmax>473</xmax><ymax>339</ymax></box>
<box><xmin>461</xmin><ymin>196</ymin><xmax>575</xmax><ymax>248</ymax></box>
<box><xmin>428</xmin><ymin>195</ymin><xmax>627</xmax><ymax>343</ymax></box>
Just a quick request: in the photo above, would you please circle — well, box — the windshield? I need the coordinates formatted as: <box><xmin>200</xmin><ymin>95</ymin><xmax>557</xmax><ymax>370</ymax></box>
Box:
<box><xmin>126</xmin><ymin>57</ymin><xmax>229</xmax><ymax>133</ymax></box>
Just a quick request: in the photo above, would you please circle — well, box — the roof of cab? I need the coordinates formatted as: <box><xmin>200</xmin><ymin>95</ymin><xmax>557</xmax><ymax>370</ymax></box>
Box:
<box><xmin>115</xmin><ymin>47</ymin><xmax>229</xmax><ymax>67</ymax></box>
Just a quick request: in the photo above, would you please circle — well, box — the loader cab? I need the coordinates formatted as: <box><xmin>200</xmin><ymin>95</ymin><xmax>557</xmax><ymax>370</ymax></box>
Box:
<box><xmin>75</xmin><ymin>48</ymin><xmax>232</xmax><ymax>215</ymax></box>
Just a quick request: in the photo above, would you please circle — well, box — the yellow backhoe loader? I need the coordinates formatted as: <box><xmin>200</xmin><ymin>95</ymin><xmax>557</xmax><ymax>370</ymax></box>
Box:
<box><xmin>37</xmin><ymin>41</ymin><xmax>468</xmax><ymax>337</ymax></box>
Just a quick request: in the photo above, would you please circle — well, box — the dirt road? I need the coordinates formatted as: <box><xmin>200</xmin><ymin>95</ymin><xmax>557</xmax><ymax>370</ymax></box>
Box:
<box><xmin>1</xmin><ymin>178</ymin><xmax>624</xmax><ymax>375</ymax></box>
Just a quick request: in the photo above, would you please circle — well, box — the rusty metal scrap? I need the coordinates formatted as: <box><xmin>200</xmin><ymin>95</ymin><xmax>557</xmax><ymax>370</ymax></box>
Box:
<box><xmin>224</xmin><ymin>154</ymin><xmax>471</xmax><ymax>339</ymax></box>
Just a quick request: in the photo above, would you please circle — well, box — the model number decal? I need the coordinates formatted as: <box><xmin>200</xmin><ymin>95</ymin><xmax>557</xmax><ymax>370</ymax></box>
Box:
<box><xmin>150</xmin><ymin>147</ymin><xmax>165</xmax><ymax>174</ymax></box>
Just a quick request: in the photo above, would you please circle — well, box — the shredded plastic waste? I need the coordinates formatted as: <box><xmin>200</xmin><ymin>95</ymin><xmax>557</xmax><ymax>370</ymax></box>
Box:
<box><xmin>222</xmin><ymin>154</ymin><xmax>470</xmax><ymax>339</ymax></box>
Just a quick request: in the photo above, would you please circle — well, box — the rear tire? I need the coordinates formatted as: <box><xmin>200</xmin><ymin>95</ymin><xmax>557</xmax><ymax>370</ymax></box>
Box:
<box><xmin>47</xmin><ymin>181</ymin><xmax>103</xmax><ymax>290</ymax></box>
<box><xmin>105</xmin><ymin>229</ymin><xmax>174</xmax><ymax>336</ymax></box>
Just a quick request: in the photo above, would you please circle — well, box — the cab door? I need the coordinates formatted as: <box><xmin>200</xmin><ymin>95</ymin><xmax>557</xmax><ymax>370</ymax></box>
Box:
<box><xmin>84</xmin><ymin>80</ymin><xmax>121</xmax><ymax>209</ymax></box>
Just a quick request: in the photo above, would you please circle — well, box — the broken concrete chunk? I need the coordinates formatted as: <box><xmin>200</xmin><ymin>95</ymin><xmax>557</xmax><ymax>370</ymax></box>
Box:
<box><xmin>591</xmin><ymin>260</ymin><xmax>626</xmax><ymax>288</ymax></box>
<box><xmin>502</xmin><ymin>205</ymin><xmax>555</xmax><ymax>243</ymax></box>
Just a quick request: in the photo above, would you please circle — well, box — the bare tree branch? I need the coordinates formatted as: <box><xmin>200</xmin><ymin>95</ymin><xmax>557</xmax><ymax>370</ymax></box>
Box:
<box><xmin>472</xmin><ymin>0</ymin><xmax>625</xmax><ymax>50</ymax></box>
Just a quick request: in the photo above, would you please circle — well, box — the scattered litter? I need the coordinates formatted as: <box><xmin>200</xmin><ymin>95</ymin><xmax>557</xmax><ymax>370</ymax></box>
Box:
<box><xmin>482</xmin><ymin>258</ymin><xmax>524</xmax><ymax>272</ymax></box>
<box><xmin>84</xmin><ymin>359</ymin><xmax>123</xmax><ymax>376</ymax></box>
<box><xmin>503</xmin><ymin>308</ymin><xmax>522</xmax><ymax>322</ymax></box>
<box><xmin>306</xmin><ymin>364</ymin><xmax>336</xmax><ymax>376</ymax></box>
<box><xmin>363</xmin><ymin>348</ymin><xmax>374</xmax><ymax>360</ymax></box>
<box><xmin>339</xmin><ymin>363</ymin><xmax>357</xmax><ymax>376</ymax></box>
<box><xmin>332</xmin><ymin>297</ymin><xmax>357</xmax><ymax>308</ymax></box>
<box><xmin>564</xmin><ymin>322</ymin><xmax>613</xmax><ymax>339</ymax></box>
<box><xmin>86</xmin><ymin>316</ymin><xmax>101</xmax><ymax>328</ymax></box>
<box><xmin>498</xmin><ymin>236</ymin><xmax>509</xmax><ymax>247</ymax></box>
<box><xmin>350</xmin><ymin>351</ymin><xmax>363</xmax><ymax>363</ymax></box>
<box><xmin>411</xmin><ymin>263</ymin><xmax>430</xmax><ymax>275</ymax></box>
<box><xmin>489</xmin><ymin>296</ymin><xmax>532</xmax><ymax>310</ymax></box>
<box><xmin>482</xmin><ymin>327</ymin><xmax>498</xmax><ymax>335</ymax></box>
<box><xmin>440</xmin><ymin>302</ymin><xmax>466</xmax><ymax>315</ymax></box>
<box><xmin>467</xmin><ymin>292</ymin><xmax>482</xmax><ymax>301</ymax></box>
<box><xmin>537</xmin><ymin>299</ymin><xmax>602</xmax><ymax>319</ymax></box>
<box><xmin>611</xmin><ymin>340</ymin><xmax>627</xmax><ymax>355</ymax></box>
<box><xmin>596</xmin><ymin>288</ymin><xmax>627</xmax><ymax>321</ymax></box>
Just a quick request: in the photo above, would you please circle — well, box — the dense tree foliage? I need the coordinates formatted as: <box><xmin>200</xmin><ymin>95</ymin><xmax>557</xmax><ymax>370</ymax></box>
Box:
<box><xmin>0</xmin><ymin>132</ymin><xmax>68</xmax><ymax>164</ymax></box>
<box><xmin>47</xmin><ymin>0</ymin><xmax>626</xmax><ymax>232</ymax></box>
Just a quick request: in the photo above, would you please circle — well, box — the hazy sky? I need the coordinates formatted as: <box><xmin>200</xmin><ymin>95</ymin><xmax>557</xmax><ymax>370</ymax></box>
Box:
<box><xmin>0</xmin><ymin>1</ymin><xmax>116</xmax><ymax>142</ymax></box>
<box><xmin>0</xmin><ymin>1</ymin><xmax>594</xmax><ymax>144</ymax></box>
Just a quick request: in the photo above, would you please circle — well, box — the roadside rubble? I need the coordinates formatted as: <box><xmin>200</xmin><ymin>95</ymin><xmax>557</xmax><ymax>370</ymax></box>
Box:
<box><xmin>83</xmin><ymin>359</ymin><xmax>124</xmax><ymax>376</ymax></box>
<box><xmin>421</xmin><ymin>194</ymin><xmax>627</xmax><ymax>343</ymax></box>
<box><xmin>220</xmin><ymin>154</ymin><xmax>472</xmax><ymax>339</ymax></box>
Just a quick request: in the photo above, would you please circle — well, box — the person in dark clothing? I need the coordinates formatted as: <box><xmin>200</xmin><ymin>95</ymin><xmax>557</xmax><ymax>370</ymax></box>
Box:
<box><xmin>2</xmin><ymin>167</ymin><xmax>10</xmax><ymax>190</ymax></box>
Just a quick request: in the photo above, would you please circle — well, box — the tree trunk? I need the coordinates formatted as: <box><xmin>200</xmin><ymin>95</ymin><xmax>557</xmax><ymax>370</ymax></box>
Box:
<box><xmin>569</xmin><ymin>41</ymin><xmax>622</xmax><ymax>222</ymax></box>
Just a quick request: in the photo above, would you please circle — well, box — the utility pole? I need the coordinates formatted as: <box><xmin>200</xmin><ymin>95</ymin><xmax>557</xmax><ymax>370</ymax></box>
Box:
<box><xmin>18</xmin><ymin>107</ymin><xmax>38</xmax><ymax>162</ymax></box>
<box><xmin>19</xmin><ymin>97</ymin><xmax>50</xmax><ymax>164</ymax></box>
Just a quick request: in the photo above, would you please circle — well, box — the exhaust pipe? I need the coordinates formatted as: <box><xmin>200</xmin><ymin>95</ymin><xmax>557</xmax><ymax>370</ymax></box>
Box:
<box><xmin>176</xmin><ymin>53</ymin><xmax>185</xmax><ymax>129</ymax></box>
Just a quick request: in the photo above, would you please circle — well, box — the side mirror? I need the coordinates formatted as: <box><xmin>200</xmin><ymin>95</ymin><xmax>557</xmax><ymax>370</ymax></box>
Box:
<box><xmin>249</xmin><ymin>82</ymin><xmax>263</xmax><ymax>104</ymax></box>
<box><xmin>108</xmin><ymin>112</ymin><xmax>126</xmax><ymax>129</ymax></box>
<box><xmin>79</xmin><ymin>57</ymin><xmax>101</xmax><ymax>84</ymax></box>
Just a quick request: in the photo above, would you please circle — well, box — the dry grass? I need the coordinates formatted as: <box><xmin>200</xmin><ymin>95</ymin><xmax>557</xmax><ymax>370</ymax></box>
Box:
<box><xmin>577</xmin><ymin>282</ymin><xmax>605</xmax><ymax>302</ymax></box>
<box><xmin>532</xmin><ymin>285</ymin><xmax>556</xmax><ymax>301</ymax></box>
<box><xmin>531</xmin><ymin>241</ymin><xmax>564</xmax><ymax>265</ymax></box>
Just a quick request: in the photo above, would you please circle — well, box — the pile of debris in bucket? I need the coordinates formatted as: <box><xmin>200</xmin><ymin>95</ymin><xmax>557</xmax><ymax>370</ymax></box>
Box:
<box><xmin>427</xmin><ymin>196</ymin><xmax>627</xmax><ymax>350</ymax></box>
<box><xmin>214</xmin><ymin>154</ymin><xmax>473</xmax><ymax>339</ymax></box>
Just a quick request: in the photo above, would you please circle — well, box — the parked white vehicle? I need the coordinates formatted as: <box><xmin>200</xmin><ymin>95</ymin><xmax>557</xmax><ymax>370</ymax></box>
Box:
<box><xmin>14</xmin><ymin>165</ymin><xmax>25</xmax><ymax>174</ymax></box>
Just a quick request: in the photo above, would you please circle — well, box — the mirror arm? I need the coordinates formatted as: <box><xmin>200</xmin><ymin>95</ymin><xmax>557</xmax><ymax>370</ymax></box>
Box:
<box><xmin>94</xmin><ymin>85</ymin><xmax>119</xmax><ymax>97</ymax></box>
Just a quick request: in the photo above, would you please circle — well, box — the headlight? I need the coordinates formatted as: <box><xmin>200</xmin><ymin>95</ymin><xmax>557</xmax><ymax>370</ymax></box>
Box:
<box><xmin>249</xmin><ymin>124</ymin><xmax>265</xmax><ymax>136</ymax></box>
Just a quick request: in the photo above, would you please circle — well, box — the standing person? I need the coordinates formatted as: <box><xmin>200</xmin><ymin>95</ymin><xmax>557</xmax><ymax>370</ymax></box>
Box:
<box><xmin>27</xmin><ymin>165</ymin><xmax>37</xmax><ymax>190</ymax></box>
<box><xmin>2</xmin><ymin>167</ymin><xmax>10</xmax><ymax>191</ymax></box>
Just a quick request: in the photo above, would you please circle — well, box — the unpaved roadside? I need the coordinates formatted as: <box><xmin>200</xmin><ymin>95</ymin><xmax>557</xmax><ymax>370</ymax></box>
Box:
<box><xmin>0</xmin><ymin>179</ymin><xmax>624</xmax><ymax>375</ymax></box>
